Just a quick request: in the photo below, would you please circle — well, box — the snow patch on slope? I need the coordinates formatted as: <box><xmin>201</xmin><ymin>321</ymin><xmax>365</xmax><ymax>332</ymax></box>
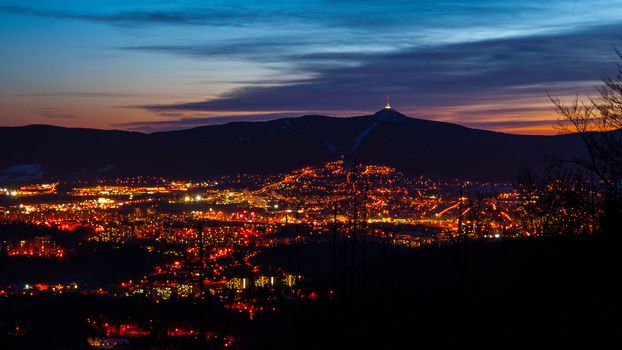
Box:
<box><xmin>322</xmin><ymin>138</ymin><xmax>338</xmax><ymax>153</ymax></box>
<box><xmin>0</xmin><ymin>164</ymin><xmax>44</xmax><ymax>182</ymax></box>
<box><xmin>283</xmin><ymin>120</ymin><xmax>305</xmax><ymax>134</ymax></box>
<box><xmin>348</xmin><ymin>121</ymin><xmax>380</xmax><ymax>154</ymax></box>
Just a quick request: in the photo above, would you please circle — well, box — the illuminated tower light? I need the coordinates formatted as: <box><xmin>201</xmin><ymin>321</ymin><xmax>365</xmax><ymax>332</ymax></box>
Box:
<box><xmin>384</xmin><ymin>96</ymin><xmax>391</xmax><ymax>109</ymax></box>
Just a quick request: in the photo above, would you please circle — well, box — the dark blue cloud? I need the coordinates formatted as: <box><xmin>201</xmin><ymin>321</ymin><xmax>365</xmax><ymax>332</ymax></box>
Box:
<box><xmin>463</xmin><ymin>119</ymin><xmax>563</xmax><ymax>129</ymax></box>
<box><xmin>141</xmin><ymin>23</ymin><xmax>622</xmax><ymax>118</ymax></box>
<box><xmin>37</xmin><ymin>107</ymin><xmax>81</xmax><ymax>119</ymax></box>
<box><xmin>112</xmin><ymin>113</ymin><xmax>296</xmax><ymax>132</ymax></box>
<box><xmin>22</xmin><ymin>92</ymin><xmax>142</xmax><ymax>98</ymax></box>
<box><xmin>3</xmin><ymin>1</ymin><xmax>614</xmax><ymax>32</ymax></box>
<box><xmin>0</xmin><ymin>5</ymin><xmax>259</xmax><ymax>27</ymax></box>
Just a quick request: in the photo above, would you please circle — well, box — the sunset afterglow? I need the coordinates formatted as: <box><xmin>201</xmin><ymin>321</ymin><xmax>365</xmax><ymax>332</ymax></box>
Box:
<box><xmin>2</xmin><ymin>1</ymin><xmax>621</xmax><ymax>133</ymax></box>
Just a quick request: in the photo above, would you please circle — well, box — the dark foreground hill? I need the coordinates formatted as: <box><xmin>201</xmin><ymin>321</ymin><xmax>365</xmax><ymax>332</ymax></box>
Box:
<box><xmin>246</xmin><ymin>235</ymin><xmax>616</xmax><ymax>349</ymax></box>
<box><xmin>0</xmin><ymin>108</ymin><xmax>587</xmax><ymax>182</ymax></box>
<box><xmin>0</xmin><ymin>235</ymin><xmax>615</xmax><ymax>349</ymax></box>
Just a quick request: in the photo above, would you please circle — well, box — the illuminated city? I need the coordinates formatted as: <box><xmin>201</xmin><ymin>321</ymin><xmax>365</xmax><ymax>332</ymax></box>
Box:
<box><xmin>0</xmin><ymin>156</ymin><xmax>614</xmax><ymax>348</ymax></box>
<box><xmin>1</xmin><ymin>1</ymin><xmax>620</xmax><ymax>349</ymax></box>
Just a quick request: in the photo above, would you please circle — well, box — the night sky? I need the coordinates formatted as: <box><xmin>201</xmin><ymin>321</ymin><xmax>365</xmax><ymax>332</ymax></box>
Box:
<box><xmin>1</xmin><ymin>0</ymin><xmax>621</xmax><ymax>134</ymax></box>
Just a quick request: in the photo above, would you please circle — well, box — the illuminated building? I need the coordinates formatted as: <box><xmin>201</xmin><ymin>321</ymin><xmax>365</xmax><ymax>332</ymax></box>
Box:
<box><xmin>226</xmin><ymin>277</ymin><xmax>249</xmax><ymax>290</ymax></box>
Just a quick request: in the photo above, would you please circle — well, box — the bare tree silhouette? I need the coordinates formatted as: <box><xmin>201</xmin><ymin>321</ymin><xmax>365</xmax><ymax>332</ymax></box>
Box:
<box><xmin>549</xmin><ymin>47</ymin><xmax>622</xmax><ymax>234</ymax></box>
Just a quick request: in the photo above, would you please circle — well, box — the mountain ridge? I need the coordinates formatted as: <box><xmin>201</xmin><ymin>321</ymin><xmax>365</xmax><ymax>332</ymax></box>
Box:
<box><xmin>0</xmin><ymin>108</ymin><xmax>586</xmax><ymax>182</ymax></box>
